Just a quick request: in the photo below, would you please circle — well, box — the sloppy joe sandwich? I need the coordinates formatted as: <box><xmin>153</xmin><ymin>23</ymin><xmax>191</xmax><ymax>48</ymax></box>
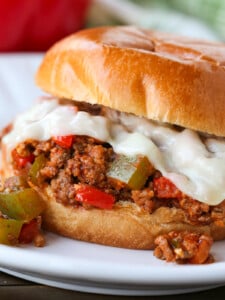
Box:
<box><xmin>1</xmin><ymin>26</ymin><xmax>225</xmax><ymax>263</ymax></box>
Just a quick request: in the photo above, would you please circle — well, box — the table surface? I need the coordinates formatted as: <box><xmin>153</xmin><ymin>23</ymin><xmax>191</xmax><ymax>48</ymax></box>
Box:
<box><xmin>0</xmin><ymin>271</ymin><xmax>225</xmax><ymax>300</ymax></box>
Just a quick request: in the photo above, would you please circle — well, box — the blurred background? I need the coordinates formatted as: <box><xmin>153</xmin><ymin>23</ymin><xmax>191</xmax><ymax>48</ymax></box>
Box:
<box><xmin>0</xmin><ymin>0</ymin><xmax>224</xmax><ymax>52</ymax></box>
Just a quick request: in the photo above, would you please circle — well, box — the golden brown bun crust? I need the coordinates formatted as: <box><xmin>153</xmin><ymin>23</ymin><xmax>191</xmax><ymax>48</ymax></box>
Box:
<box><xmin>36</xmin><ymin>26</ymin><xmax>225</xmax><ymax>136</ymax></box>
<box><xmin>41</xmin><ymin>187</ymin><xmax>225</xmax><ymax>249</ymax></box>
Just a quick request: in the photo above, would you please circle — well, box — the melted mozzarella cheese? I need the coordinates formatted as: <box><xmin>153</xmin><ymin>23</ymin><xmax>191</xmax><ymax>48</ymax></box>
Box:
<box><xmin>3</xmin><ymin>98</ymin><xmax>225</xmax><ymax>205</ymax></box>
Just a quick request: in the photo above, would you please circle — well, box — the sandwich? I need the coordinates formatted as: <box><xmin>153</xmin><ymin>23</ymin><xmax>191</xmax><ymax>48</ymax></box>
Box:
<box><xmin>1</xmin><ymin>26</ymin><xmax>225</xmax><ymax>264</ymax></box>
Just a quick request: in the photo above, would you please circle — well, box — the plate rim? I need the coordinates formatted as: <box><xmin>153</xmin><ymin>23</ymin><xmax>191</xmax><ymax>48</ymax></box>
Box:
<box><xmin>0</xmin><ymin>233</ymin><xmax>225</xmax><ymax>286</ymax></box>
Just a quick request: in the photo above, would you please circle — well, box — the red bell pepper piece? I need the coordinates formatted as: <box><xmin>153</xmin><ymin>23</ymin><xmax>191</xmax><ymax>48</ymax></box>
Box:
<box><xmin>153</xmin><ymin>176</ymin><xmax>183</xmax><ymax>199</ymax></box>
<box><xmin>19</xmin><ymin>219</ymin><xmax>39</xmax><ymax>244</ymax></box>
<box><xmin>12</xmin><ymin>149</ymin><xmax>35</xmax><ymax>169</ymax></box>
<box><xmin>76</xmin><ymin>186</ymin><xmax>115</xmax><ymax>209</ymax></box>
<box><xmin>53</xmin><ymin>135</ymin><xmax>74</xmax><ymax>149</ymax></box>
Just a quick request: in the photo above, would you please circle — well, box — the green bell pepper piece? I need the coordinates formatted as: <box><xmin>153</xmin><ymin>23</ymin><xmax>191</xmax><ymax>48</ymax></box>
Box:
<box><xmin>0</xmin><ymin>188</ymin><xmax>45</xmax><ymax>221</ymax></box>
<box><xmin>28</xmin><ymin>154</ymin><xmax>47</xmax><ymax>185</ymax></box>
<box><xmin>107</xmin><ymin>154</ymin><xmax>154</xmax><ymax>190</ymax></box>
<box><xmin>0</xmin><ymin>218</ymin><xmax>23</xmax><ymax>245</ymax></box>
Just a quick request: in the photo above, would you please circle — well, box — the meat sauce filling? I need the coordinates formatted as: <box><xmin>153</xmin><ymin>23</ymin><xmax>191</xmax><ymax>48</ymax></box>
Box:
<box><xmin>4</xmin><ymin>101</ymin><xmax>224</xmax><ymax>263</ymax></box>
<box><xmin>12</xmin><ymin>136</ymin><xmax>225</xmax><ymax>227</ymax></box>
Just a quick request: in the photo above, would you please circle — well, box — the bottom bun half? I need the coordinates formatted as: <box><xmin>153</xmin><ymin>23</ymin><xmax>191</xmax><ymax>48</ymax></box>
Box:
<box><xmin>41</xmin><ymin>187</ymin><xmax>225</xmax><ymax>249</ymax></box>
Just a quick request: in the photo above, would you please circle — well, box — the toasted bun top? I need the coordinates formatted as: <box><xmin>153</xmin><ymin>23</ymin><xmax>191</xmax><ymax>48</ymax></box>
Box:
<box><xmin>36</xmin><ymin>26</ymin><xmax>225</xmax><ymax>136</ymax></box>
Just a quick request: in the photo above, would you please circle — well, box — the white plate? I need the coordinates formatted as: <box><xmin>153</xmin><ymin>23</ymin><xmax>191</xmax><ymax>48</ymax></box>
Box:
<box><xmin>0</xmin><ymin>54</ymin><xmax>225</xmax><ymax>296</ymax></box>
<box><xmin>0</xmin><ymin>233</ymin><xmax>225</xmax><ymax>296</ymax></box>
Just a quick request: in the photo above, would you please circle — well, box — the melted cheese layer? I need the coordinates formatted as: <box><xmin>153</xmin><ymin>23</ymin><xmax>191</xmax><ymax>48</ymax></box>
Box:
<box><xmin>3</xmin><ymin>99</ymin><xmax>225</xmax><ymax>206</ymax></box>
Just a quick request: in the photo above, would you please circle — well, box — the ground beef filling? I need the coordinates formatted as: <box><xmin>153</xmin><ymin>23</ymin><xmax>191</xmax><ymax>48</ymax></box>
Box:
<box><xmin>154</xmin><ymin>231</ymin><xmax>214</xmax><ymax>264</ymax></box>
<box><xmin>13</xmin><ymin>136</ymin><xmax>225</xmax><ymax>228</ymax></box>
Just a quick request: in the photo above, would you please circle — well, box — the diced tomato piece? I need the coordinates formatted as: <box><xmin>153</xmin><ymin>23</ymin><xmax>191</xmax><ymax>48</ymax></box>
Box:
<box><xmin>12</xmin><ymin>149</ymin><xmax>35</xmax><ymax>169</ymax></box>
<box><xmin>19</xmin><ymin>219</ymin><xmax>39</xmax><ymax>244</ymax></box>
<box><xmin>76</xmin><ymin>186</ymin><xmax>115</xmax><ymax>209</ymax></box>
<box><xmin>153</xmin><ymin>176</ymin><xmax>183</xmax><ymax>199</ymax></box>
<box><xmin>53</xmin><ymin>135</ymin><xmax>74</xmax><ymax>148</ymax></box>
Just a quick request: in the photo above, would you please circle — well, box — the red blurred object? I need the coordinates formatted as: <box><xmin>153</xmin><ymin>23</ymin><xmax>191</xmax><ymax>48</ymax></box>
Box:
<box><xmin>0</xmin><ymin>0</ymin><xmax>91</xmax><ymax>51</ymax></box>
